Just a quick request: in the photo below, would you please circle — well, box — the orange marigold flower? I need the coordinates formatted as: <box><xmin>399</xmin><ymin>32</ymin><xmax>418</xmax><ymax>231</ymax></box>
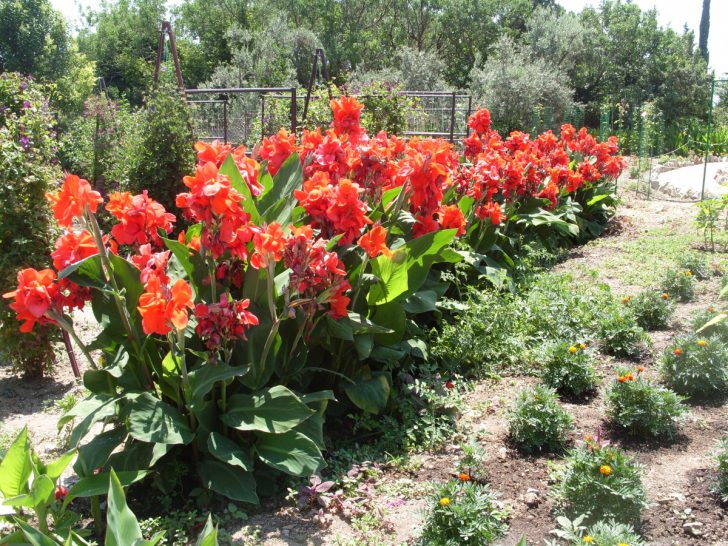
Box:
<box><xmin>661</xmin><ymin>293</ymin><xmax>670</xmax><ymax>300</ymax></box>
<box><xmin>358</xmin><ymin>225</ymin><xmax>392</xmax><ymax>258</ymax></box>
<box><xmin>3</xmin><ymin>268</ymin><xmax>59</xmax><ymax>332</ymax></box>
<box><xmin>46</xmin><ymin>174</ymin><xmax>103</xmax><ymax>227</ymax></box>
<box><xmin>708</xmin><ymin>306</ymin><xmax>716</xmax><ymax>313</ymax></box>
<box><xmin>458</xmin><ymin>472</ymin><xmax>471</xmax><ymax>482</ymax></box>
<box><xmin>685</xmin><ymin>271</ymin><xmax>693</xmax><ymax>277</ymax></box>
<box><xmin>622</xmin><ymin>296</ymin><xmax>631</xmax><ymax>304</ymax></box>
<box><xmin>636</xmin><ymin>366</ymin><xmax>645</xmax><ymax>373</ymax></box>
<box><xmin>51</xmin><ymin>229</ymin><xmax>98</xmax><ymax>271</ymax></box>
<box><xmin>599</xmin><ymin>465</ymin><xmax>612</xmax><ymax>476</ymax></box>
<box><xmin>579</xmin><ymin>343</ymin><xmax>587</xmax><ymax>349</ymax></box>
<box><xmin>697</xmin><ymin>339</ymin><xmax>708</xmax><ymax>347</ymax></box>
<box><xmin>673</xmin><ymin>348</ymin><xmax>683</xmax><ymax>356</ymax></box>
<box><xmin>438</xmin><ymin>204</ymin><xmax>467</xmax><ymax>236</ymax></box>
<box><xmin>250</xmin><ymin>223</ymin><xmax>286</xmax><ymax>269</ymax></box>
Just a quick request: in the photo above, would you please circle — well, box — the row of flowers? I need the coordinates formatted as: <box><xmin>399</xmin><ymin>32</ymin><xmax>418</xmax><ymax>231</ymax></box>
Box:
<box><xmin>3</xmin><ymin>97</ymin><xmax>625</xmax><ymax>502</ymax></box>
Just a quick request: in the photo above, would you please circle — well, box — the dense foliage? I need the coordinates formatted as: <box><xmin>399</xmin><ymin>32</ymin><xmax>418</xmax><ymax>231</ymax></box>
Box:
<box><xmin>507</xmin><ymin>385</ymin><xmax>574</xmax><ymax>453</ymax></box>
<box><xmin>0</xmin><ymin>73</ymin><xmax>61</xmax><ymax>378</ymax></box>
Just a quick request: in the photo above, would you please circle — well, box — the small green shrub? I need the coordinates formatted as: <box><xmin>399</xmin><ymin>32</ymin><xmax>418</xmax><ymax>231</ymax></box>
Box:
<box><xmin>550</xmin><ymin>440</ymin><xmax>647</xmax><ymax>526</ymax></box>
<box><xmin>126</xmin><ymin>83</ymin><xmax>195</xmax><ymax>214</ymax></box>
<box><xmin>419</xmin><ymin>481</ymin><xmax>509</xmax><ymax>545</ymax></box>
<box><xmin>692</xmin><ymin>307</ymin><xmax>728</xmax><ymax>343</ymax></box>
<box><xmin>508</xmin><ymin>385</ymin><xmax>573</xmax><ymax>453</ymax></box>
<box><xmin>715</xmin><ymin>435</ymin><xmax>728</xmax><ymax>503</ymax></box>
<box><xmin>549</xmin><ymin>514</ymin><xmax>646</xmax><ymax>546</ymax></box>
<box><xmin>624</xmin><ymin>291</ymin><xmax>673</xmax><ymax>330</ymax></box>
<box><xmin>662</xmin><ymin>268</ymin><xmax>696</xmax><ymax>302</ymax></box>
<box><xmin>677</xmin><ymin>253</ymin><xmax>711</xmax><ymax>280</ymax></box>
<box><xmin>605</xmin><ymin>367</ymin><xmax>686</xmax><ymax>438</ymax></box>
<box><xmin>660</xmin><ymin>336</ymin><xmax>728</xmax><ymax>398</ymax></box>
<box><xmin>597</xmin><ymin>307</ymin><xmax>648</xmax><ymax>359</ymax></box>
<box><xmin>541</xmin><ymin>342</ymin><xmax>598</xmax><ymax>398</ymax></box>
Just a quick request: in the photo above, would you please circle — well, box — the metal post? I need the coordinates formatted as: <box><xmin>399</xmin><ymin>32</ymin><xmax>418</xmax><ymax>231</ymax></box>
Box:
<box><xmin>290</xmin><ymin>87</ymin><xmax>297</xmax><ymax>134</ymax></box>
<box><xmin>303</xmin><ymin>51</ymin><xmax>320</xmax><ymax>122</ymax></box>
<box><xmin>449</xmin><ymin>91</ymin><xmax>456</xmax><ymax>143</ymax></box>
<box><xmin>223</xmin><ymin>97</ymin><xmax>228</xmax><ymax>145</ymax></box>
<box><xmin>466</xmin><ymin>95</ymin><xmax>472</xmax><ymax>125</ymax></box>
<box><xmin>701</xmin><ymin>78</ymin><xmax>716</xmax><ymax>201</ymax></box>
<box><xmin>261</xmin><ymin>94</ymin><xmax>266</xmax><ymax>141</ymax></box>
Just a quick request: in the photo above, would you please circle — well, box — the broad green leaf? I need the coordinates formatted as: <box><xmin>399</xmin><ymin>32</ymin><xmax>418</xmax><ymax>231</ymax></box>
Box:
<box><xmin>162</xmin><ymin>238</ymin><xmax>197</xmax><ymax>287</ymax></box>
<box><xmin>206</xmin><ymin>433</ymin><xmax>253</xmax><ymax>471</ymax></box>
<box><xmin>12</xmin><ymin>519</ymin><xmax>57</xmax><ymax>546</ymax></box>
<box><xmin>219</xmin><ymin>154</ymin><xmax>261</xmax><ymax>224</ymax></box>
<box><xmin>106</xmin><ymin>469</ymin><xmax>143</xmax><ymax>546</ymax></box>
<box><xmin>346</xmin><ymin>312</ymin><xmax>393</xmax><ymax>334</ymax></box>
<box><xmin>402</xmin><ymin>290</ymin><xmax>438</xmax><ymax>314</ymax></box>
<box><xmin>194</xmin><ymin>515</ymin><xmax>218</xmax><ymax>546</ymax></box>
<box><xmin>45</xmin><ymin>449</ymin><xmax>76</xmax><ymax>481</ymax></box>
<box><xmin>324</xmin><ymin>315</ymin><xmax>353</xmax><ymax>341</ymax></box>
<box><xmin>60</xmin><ymin>394</ymin><xmax>118</xmax><ymax>447</ymax></box>
<box><xmin>367</xmin><ymin>229</ymin><xmax>457</xmax><ymax>305</ymax></box>
<box><xmin>292</xmin><ymin>414</ymin><xmax>325</xmax><ymax>450</ymax></box>
<box><xmin>0</xmin><ymin>427</ymin><xmax>31</xmax><ymax>498</ymax></box>
<box><xmin>188</xmin><ymin>362</ymin><xmax>250</xmax><ymax>405</ymax></box>
<box><xmin>370</xmin><ymin>303</ymin><xmax>406</xmax><ymax>346</ymax></box>
<box><xmin>344</xmin><ymin>372</ymin><xmax>391</xmax><ymax>414</ymax></box>
<box><xmin>109</xmin><ymin>253</ymin><xmax>144</xmax><ymax>315</ymax></box>
<box><xmin>4</xmin><ymin>475</ymin><xmax>53</xmax><ymax>509</ymax></box>
<box><xmin>124</xmin><ymin>393</ymin><xmax>194</xmax><ymax>445</ymax></box>
<box><xmin>197</xmin><ymin>460</ymin><xmax>258</xmax><ymax>504</ymax></box>
<box><xmin>66</xmin><ymin>470</ymin><xmax>148</xmax><ymax>500</ymax></box>
<box><xmin>222</xmin><ymin>385</ymin><xmax>315</xmax><ymax>434</ymax></box>
<box><xmin>106</xmin><ymin>441</ymin><xmax>170</xmax><ymax>472</ymax></box>
<box><xmin>257</xmin><ymin>153</ymin><xmax>303</xmax><ymax>224</ymax></box>
<box><xmin>74</xmin><ymin>428</ymin><xmax>127</xmax><ymax>477</ymax></box>
<box><xmin>697</xmin><ymin>312</ymin><xmax>727</xmax><ymax>333</ymax></box>
<box><xmin>58</xmin><ymin>255</ymin><xmax>104</xmax><ymax>288</ymax></box>
<box><xmin>254</xmin><ymin>430</ymin><xmax>324</xmax><ymax>476</ymax></box>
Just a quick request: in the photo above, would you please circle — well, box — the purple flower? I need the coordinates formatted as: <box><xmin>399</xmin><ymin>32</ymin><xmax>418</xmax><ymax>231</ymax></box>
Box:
<box><xmin>19</xmin><ymin>136</ymin><xmax>31</xmax><ymax>150</ymax></box>
<box><xmin>22</xmin><ymin>100</ymin><xmax>32</xmax><ymax>109</ymax></box>
<box><xmin>19</xmin><ymin>82</ymin><xmax>28</xmax><ymax>91</ymax></box>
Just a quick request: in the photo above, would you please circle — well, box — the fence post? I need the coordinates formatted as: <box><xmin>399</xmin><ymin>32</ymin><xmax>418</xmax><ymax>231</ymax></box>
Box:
<box><xmin>701</xmin><ymin>78</ymin><xmax>716</xmax><ymax>201</ymax></box>
<box><xmin>290</xmin><ymin>87</ymin><xmax>298</xmax><ymax>135</ymax></box>
<box><xmin>449</xmin><ymin>91</ymin><xmax>456</xmax><ymax>143</ymax></box>
<box><xmin>466</xmin><ymin>95</ymin><xmax>472</xmax><ymax>126</ymax></box>
<box><xmin>223</xmin><ymin>97</ymin><xmax>228</xmax><ymax>145</ymax></box>
<box><xmin>261</xmin><ymin>94</ymin><xmax>266</xmax><ymax>141</ymax></box>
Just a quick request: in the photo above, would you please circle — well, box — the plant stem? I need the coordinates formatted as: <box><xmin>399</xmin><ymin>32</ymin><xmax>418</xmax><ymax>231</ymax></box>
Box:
<box><xmin>90</xmin><ymin>496</ymin><xmax>103</xmax><ymax>536</ymax></box>
<box><xmin>49</xmin><ymin>311</ymin><xmax>97</xmax><ymax>370</ymax></box>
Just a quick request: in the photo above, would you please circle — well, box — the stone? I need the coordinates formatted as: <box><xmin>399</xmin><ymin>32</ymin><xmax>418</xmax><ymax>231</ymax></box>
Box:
<box><xmin>683</xmin><ymin>521</ymin><xmax>704</xmax><ymax>537</ymax></box>
<box><xmin>523</xmin><ymin>491</ymin><xmax>540</xmax><ymax>507</ymax></box>
<box><xmin>497</xmin><ymin>447</ymin><xmax>507</xmax><ymax>460</ymax></box>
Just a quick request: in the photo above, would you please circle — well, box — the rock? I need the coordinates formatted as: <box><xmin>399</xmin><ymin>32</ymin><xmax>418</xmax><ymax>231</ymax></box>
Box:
<box><xmin>683</xmin><ymin>521</ymin><xmax>704</xmax><ymax>537</ymax></box>
<box><xmin>497</xmin><ymin>447</ymin><xmax>507</xmax><ymax>460</ymax></box>
<box><xmin>523</xmin><ymin>491</ymin><xmax>540</xmax><ymax>507</ymax></box>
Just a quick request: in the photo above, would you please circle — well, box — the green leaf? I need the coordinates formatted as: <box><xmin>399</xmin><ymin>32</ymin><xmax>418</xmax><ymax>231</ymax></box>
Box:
<box><xmin>370</xmin><ymin>303</ymin><xmax>406</xmax><ymax>346</ymax></box>
<box><xmin>257</xmin><ymin>153</ymin><xmax>303</xmax><ymax>224</ymax></box>
<box><xmin>66</xmin><ymin>471</ymin><xmax>148</xmax><ymax>500</ymax></box>
<box><xmin>197</xmin><ymin>460</ymin><xmax>258</xmax><ymax>504</ymax></box>
<box><xmin>346</xmin><ymin>312</ymin><xmax>393</xmax><ymax>334</ymax></box>
<box><xmin>45</xmin><ymin>449</ymin><xmax>76</xmax><ymax>481</ymax></box>
<box><xmin>402</xmin><ymin>290</ymin><xmax>438</xmax><ymax>314</ymax></box>
<box><xmin>4</xmin><ymin>475</ymin><xmax>54</xmax><ymax>509</ymax></box>
<box><xmin>222</xmin><ymin>386</ymin><xmax>315</xmax><ymax>434</ymax></box>
<box><xmin>194</xmin><ymin>515</ymin><xmax>219</xmax><ymax>546</ymax></box>
<box><xmin>162</xmin><ymin>238</ymin><xmax>197</xmax><ymax>286</ymax></box>
<box><xmin>106</xmin><ymin>469</ymin><xmax>143</xmax><ymax>546</ymax></box>
<box><xmin>219</xmin><ymin>154</ymin><xmax>261</xmax><ymax>224</ymax></box>
<box><xmin>188</xmin><ymin>362</ymin><xmax>250</xmax><ymax>405</ymax></box>
<box><xmin>12</xmin><ymin>519</ymin><xmax>57</xmax><ymax>546</ymax></box>
<box><xmin>60</xmin><ymin>394</ymin><xmax>118</xmax><ymax>447</ymax></box>
<box><xmin>206</xmin><ymin>433</ymin><xmax>253</xmax><ymax>471</ymax></box>
<box><xmin>109</xmin><ymin>253</ymin><xmax>144</xmax><ymax>316</ymax></box>
<box><xmin>0</xmin><ymin>427</ymin><xmax>31</xmax><ymax>498</ymax></box>
<box><xmin>124</xmin><ymin>393</ymin><xmax>194</xmax><ymax>445</ymax></box>
<box><xmin>254</xmin><ymin>430</ymin><xmax>324</xmax><ymax>476</ymax></box>
<box><xmin>74</xmin><ymin>428</ymin><xmax>127</xmax><ymax>477</ymax></box>
<box><xmin>58</xmin><ymin>255</ymin><xmax>104</xmax><ymax>288</ymax></box>
<box><xmin>697</xmin><ymin>312</ymin><xmax>727</xmax><ymax>333</ymax></box>
<box><xmin>344</xmin><ymin>372</ymin><xmax>391</xmax><ymax>414</ymax></box>
<box><xmin>367</xmin><ymin>229</ymin><xmax>457</xmax><ymax>305</ymax></box>
<box><xmin>106</xmin><ymin>441</ymin><xmax>171</xmax><ymax>472</ymax></box>
<box><xmin>324</xmin><ymin>315</ymin><xmax>353</xmax><ymax>341</ymax></box>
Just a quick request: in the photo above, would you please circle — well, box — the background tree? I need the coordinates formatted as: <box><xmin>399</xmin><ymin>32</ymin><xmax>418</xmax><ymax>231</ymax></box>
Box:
<box><xmin>699</xmin><ymin>0</ymin><xmax>710</xmax><ymax>62</ymax></box>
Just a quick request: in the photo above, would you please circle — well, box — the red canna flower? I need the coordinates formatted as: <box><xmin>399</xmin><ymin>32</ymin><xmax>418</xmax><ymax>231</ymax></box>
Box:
<box><xmin>51</xmin><ymin>229</ymin><xmax>98</xmax><ymax>271</ymax></box>
<box><xmin>250</xmin><ymin>223</ymin><xmax>286</xmax><ymax>269</ymax></box>
<box><xmin>358</xmin><ymin>225</ymin><xmax>392</xmax><ymax>258</ymax></box>
<box><xmin>106</xmin><ymin>191</ymin><xmax>175</xmax><ymax>247</ymax></box>
<box><xmin>54</xmin><ymin>485</ymin><xmax>68</xmax><ymax>501</ymax></box>
<box><xmin>132</xmin><ymin>244</ymin><xmax>171</xmax><ymax>285</ymax></box>
<box><xmin>438</xmin><ymin>204</ymin><xmax>466</xmax><ymax>236</ymax></box>
<box><xmin>475</xmin><ymin>201</ymin><xmax>504</xmax><ymax>226</ymax></box>
<box><xmin>258</xmin><ymin>129</ymin><xmax>296</xmax><ymax>176</ymax></box>
<box><xmin>195</xmin><ymin>295</ymin><xmax>259</xmax><ymax>351</ymax></box>
<box><xmin>137</xmin><ymin>277</ymin><xmax>193</xmax><ymax>335</ymax></box>
<box><xmin>46</xmin><ymin>174</ymin><xmax>103</xmax><ymax>227</ymax></box>
<box><xmin>467</xmin><ymin>109</ymin><xmax>492</xmax><ymax>136</ymax></box>
<box><xmin>330</xmin><ymin>96</ymin><xmax>365</xmax><ymax>142</ymax></box>
<box><xmin>3</xmin><ymin>268</ymin><xmax>59</xmax><ymax>332</ymax></box>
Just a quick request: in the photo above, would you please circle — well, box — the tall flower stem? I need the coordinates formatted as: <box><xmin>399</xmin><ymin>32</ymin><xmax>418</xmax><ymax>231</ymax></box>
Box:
<box><xmin>48</xmin><ymin>311</ymin><xmax>97</xmax><ymax>370</ymax></box>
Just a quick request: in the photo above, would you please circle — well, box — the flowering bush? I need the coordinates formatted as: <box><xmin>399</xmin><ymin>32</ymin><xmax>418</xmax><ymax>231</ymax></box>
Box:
<box><xmin>508</xmin><ymin>385</ymin><xmax>573</xmax><ymax>453</ymax></box>
<box><xmin>624</xmin><ymin>291</ymin><xmax>673</xmax><ymax>331</ymax></box>
<box><xmin>605</xmin><ymin>367</ymin><xmax>686</xmax><ymax>438</ymax></box>
<box><xmin>541</xmin><ymin>342</ymin><xmax>598</xmax><ymax>398</ymax></box>
<box><xmin>716</xmin><ymin>435</ymin><xmax>728</xmax><ymax>503</ymax></box>
<box><xmin>3</xmin><ymin>97</ymin><xmax>625</xmax><ymax>503</ymax></box>
<box><xmin>693</xmin><ymin>306</ymin><xmax>728</xmax><ymax>343</ymax></box>
<box><xmin>0</xmin><ymin>72</ymin><xmax>61</xmax><ymax>378</ymax></box>
<box><xmin>550</xmin><ymin>434</ymin><xmax>647</xmax><ymax>526</ymax></box>
<box><xmin>596</xmin><ymin>306</ymin><xmax>648</xmax><ymax>359</ymax></box>
<box><xmin>660</xmin><ymin>336</ymin><xmax>728</xmax><ymax>398</ymax></box>
<box><xmin>662</xmin><ymin>268</ymin><xmax>696</xmax><ymax>302</ymax></box>
<box><xmin>420</xmin><ymin>480</ymin><xmax>509</xmax><ymax>545</ymax></box>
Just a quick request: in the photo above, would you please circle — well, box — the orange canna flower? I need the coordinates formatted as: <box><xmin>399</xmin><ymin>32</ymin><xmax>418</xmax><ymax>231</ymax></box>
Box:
<box><xmin>358</xmin><ymin>225</ymin><xmax>392</xmax><ymax>258</ymax></box>
<box><xmin>46</xmin><ymin>174</ymin><xmax>103</xmax><ymax>227</ymax></box>
<box><xmin>438</xmin><ymin>204</ymin><xmax>467</xmax><ymax>236</ymax></box>
<box><xmin>138</xmin><ymin>277</ymin><xmax>194</xmax><ymax>335</ymax></box>
<box><xmin>250</xmin><ymin>223</ymin><xmax>286</xmax><ymax>269</ymax></box>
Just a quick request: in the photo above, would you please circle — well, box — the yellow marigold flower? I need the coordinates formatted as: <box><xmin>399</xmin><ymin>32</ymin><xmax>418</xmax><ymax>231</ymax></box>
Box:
<box><xmin>622</xmin><ymin>296</ymin><xmax>631</xmax><ymax>304</ymax></box>
<box><xmin>685</xmin><ymin>271</ymin><xmax>693</xmax><ymax>277</ymax></box>
<box><xmin>579</xmin><ymin>343</ymin><xmax>587</xmax><ymax>349</ymax></box>
<box><xmin>697</xmin><ymin>339</ymin><xmax>708</xmax><ymax>347</ymax></box>
<box><xmin>708</xmin><ymin>306</ymin><xmax>716</xmax><ymax>313</ymax></box>
<box><xmin>599</xmin><ymin>464</ymin><xmax>612</xmax><ymax>476</ymax></box>
<box><xmin>569</xmin><ymin>345</ymin><xmax>578</xmax><ymax>354</ymax></box>
<box><xmin>439</xmin><ymin>497</ymin><xmax>450</xmax><ymax>506</ymax></box>
<box><xmin>617</xmin><ymin>544</ymin><xmax>629</xmax><ymax>546</ymax></box>
<box><xmin>661</xmin><ymin>292</ymin><xmax>670</xmax><ymax>300</ymax></box>
<box><xmin>583</xmin><ymin>537</ymin><xmax>594</xmax><ymax>544</ymax></box>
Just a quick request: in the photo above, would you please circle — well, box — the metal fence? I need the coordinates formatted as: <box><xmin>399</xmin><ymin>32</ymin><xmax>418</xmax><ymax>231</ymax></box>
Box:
<box><xmin>186</xmin><ymin>88</ymin><xmax>471</xmax><ymax>146</ymax></box>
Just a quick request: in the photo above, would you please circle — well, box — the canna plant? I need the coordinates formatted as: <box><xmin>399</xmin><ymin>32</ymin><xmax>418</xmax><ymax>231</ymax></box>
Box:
<box><xmin>3</xmin><ymin>98</ymin><xmax>626</xmax><ymax>504</ymax></box>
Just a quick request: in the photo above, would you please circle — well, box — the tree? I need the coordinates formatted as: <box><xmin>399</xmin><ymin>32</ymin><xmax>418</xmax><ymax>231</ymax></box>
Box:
<box><xmin>699</xmin><ymin>0</ymin><xmax>710</xmax><ymax>62</ymax></box>
<box><xmin>0</xmin><ymin>0</ymin><xmax>72</xmax><ymax>80</ymax></box>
